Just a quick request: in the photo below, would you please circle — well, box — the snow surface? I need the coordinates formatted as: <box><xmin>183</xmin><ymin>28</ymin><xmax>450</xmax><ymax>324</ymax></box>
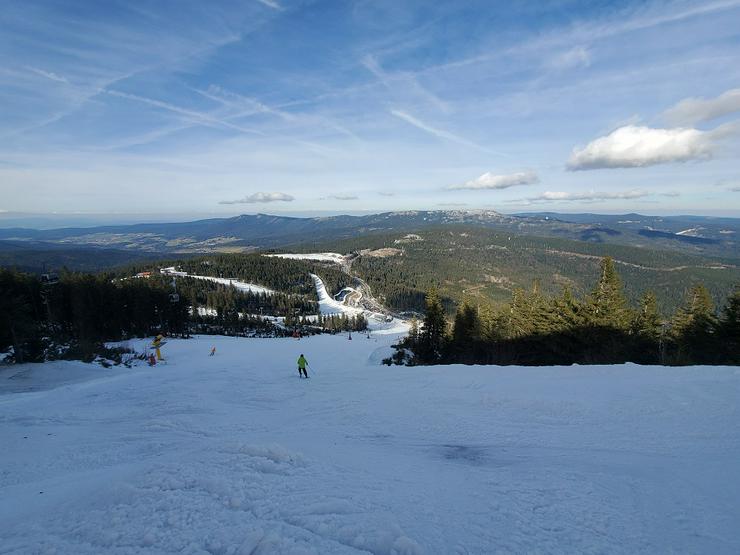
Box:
<box><xmin>2</xmin><ymin>335</ymin><xmax>740</xmax><ymax>554</ymax></box>
<box><xmin>161</xmin><ymin>267</ymin><xmax>275</xmax><ymax>296</ymax></box>
<box><xmin>311</xmin><ymin>274</ymin><xmax>408</xmax><ymax>335</ymax></box>
<box><xmin>312</xmin><ymin>273</ymin><xmax>363</xmax><ymax>317</ymax></box>
<box><xmin>267</xmin><ymin>253</ymin><xmax>346</xmax><ymax>264</ymax></box>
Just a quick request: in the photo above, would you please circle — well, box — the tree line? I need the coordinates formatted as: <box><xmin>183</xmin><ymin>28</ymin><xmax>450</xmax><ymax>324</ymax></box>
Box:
<box><xmin>174</xmin><ymin>254</ymin><xmax>351</xmax><ymax>297</ymax></box>
<box><xmin>0</xmin><ymin>268</ymin><xmax>365</xmax><ymax>363</ymax></box>
<box><xmin>176</xmin><ymin>276</ymin><xmax>317</xmax><ymax>317</ymax></box>
<box><xmin>283</xmin><ymin>312</ymin><xmax>368</xmax><ymax>333</ymax></box>
<box><xmin>0</xmin><ymin>269</ymin><xmax>190</xmax><ymax>363</ymax></box>
<box><xmin>390</xmin><ymin>257</ymin><xmax>739</xmax><ymax>366</ymax></box>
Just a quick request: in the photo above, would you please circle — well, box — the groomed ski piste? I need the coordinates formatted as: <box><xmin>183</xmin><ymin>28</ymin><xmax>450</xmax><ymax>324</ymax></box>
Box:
<box><xmin>160</xmin><ymin>264</ymin><xmax>408</xmax><ymax>335</ymax></box>
<box><xmin>267</xmin><ymin>253</ymin><xmax>347</xmax><ymax>264</ymax></box>
<box><xmin>160</xmin><ymin>267</ymin><xmax>276</xmax><ymax>296</ymax></box>
<box><xmin>2</xmin><ymin>333</ymin><xmax>740</xmax><ymax>554</ymax></box>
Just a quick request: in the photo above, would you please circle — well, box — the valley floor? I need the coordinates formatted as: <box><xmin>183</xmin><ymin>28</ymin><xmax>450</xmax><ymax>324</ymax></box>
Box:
<box><xmin>1</xmin><ymin>335</ymin><xmax>739</xmax><ymax>554</ymax></box>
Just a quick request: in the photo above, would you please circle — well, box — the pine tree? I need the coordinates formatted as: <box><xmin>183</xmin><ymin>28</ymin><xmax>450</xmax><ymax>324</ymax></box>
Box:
<box><xmin>451</xmin><ymin>301</ymin><xmax>481</xmax><ymax>363</ymax></box>
<box><xmin>552</xmin><ymin>287</ymin><xmax>582</xmax><ymax>332</ymax></box>
<box><xmin>718</xmin><ymin>287</ymin><xmax>739</xmax><ymax>364</ymax></box>
<box><xmin>631</xmin><ymin>290</ymin><xmax>662</xmax><ymax>364</ymax></box>
<box><xmin>586</xmin><ymin>257</ymin><xmax>630</xmax><ymax>329</ymax></box>
<box><xmin>416</xmin><ymin>287</ymin><xmax>446</xmax><ymax>363</ymax></box>
<box><xmin>505</xmin><ymin>288</ymin><xmax>532</xmax><ymax>339</ymax></box>
<box><xmin>0</xmin><ymin>271</ymin><xmax>38</xmax><ymax>363</ymax></box>
<box><xmin>670</xmin><ymin>284</ymin><xmax>718</xmax><ymax>364</ymax></box>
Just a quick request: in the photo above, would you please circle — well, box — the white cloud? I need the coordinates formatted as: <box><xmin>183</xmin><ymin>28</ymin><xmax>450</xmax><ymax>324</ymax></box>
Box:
<box><xmin>449</xmin><ymin>171</ymin><xmax>539</xmax><ymax>190</ymax></box>
<box><xmin>729</xmin><ymin>186</ymin><xmax>740</xmax><ymax>192</ymax></box>
<box><xmin>567</xmin><ymin>125</ymin><xmax>713</xmax><ymax>170</ymax></box>
<box><xmin>549</xmin><ymin>46</ymin><xmax>591</xmax><ymax>70</ymax></box>
<box><xmin>663</xmin><ymin>88</ymin><xmax>740</xmax><ymax>126</ymax></box>
<box><xmin>521</xmin><ymin>190</ymin><xmax>649</xmax><ymax>203</ymax></box>
<box><xmin>255</xmin><ymin>0</ymin><xmax>282</xmax><ymax>10</ymax></box>
<box><xmin>219</xmin><ymin>192</ymin><xmax>294</xmax><ymax>204</ymax></box>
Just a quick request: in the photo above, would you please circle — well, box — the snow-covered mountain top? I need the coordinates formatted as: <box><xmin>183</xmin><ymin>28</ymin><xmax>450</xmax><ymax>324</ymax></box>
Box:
<box><xmin>2</xmin><ymin>335</ymin><xmax>739</xmax><ymax>553</ymax></box>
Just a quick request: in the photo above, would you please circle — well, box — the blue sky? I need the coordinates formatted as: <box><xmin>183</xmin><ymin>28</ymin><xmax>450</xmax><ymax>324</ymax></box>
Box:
<box><xmin>1</xmin><ymin>0</ymin><xmax>739</xmax><ymax>218</ymax></box>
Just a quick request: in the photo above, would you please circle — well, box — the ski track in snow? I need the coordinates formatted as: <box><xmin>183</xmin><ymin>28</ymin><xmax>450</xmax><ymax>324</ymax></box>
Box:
<box><xmin>312</xmin><ymin>273</ymin><xmax>363</xmax><ymax>317</ymax></box>
<box><xmin>267</xmin><ymin>253</ymin><xmax>346</xmax><ymax>264</ymax></box>
<box><xmin>161</xmin><ymin>268</ymin><xmax>276</xmax><ymax>296</ymax></box>
<box><xmin>310</xmin><ymin>274</ymin><xmax>408</xmax><ymax>335</ymax></box>
<box><xmin>1</xmin><ymin>335</ymin><xmax>740</xmax><ymax>554</ymax></box>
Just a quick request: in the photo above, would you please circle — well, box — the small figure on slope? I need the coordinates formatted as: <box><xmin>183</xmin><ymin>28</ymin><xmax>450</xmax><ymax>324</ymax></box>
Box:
<box><xmin>297</xmin><ymin>354</ymin><xmax>309</xmax><ymax>379</ymax></box>
<box><xmin>209</xmin><ymin>346</ymin><xmax>216</xmax><ymax>356</ymax></box>
<box><xmin>152</xmin><ymin>334</ymin><xmax>165</xmax><ymax>361</ymax></box>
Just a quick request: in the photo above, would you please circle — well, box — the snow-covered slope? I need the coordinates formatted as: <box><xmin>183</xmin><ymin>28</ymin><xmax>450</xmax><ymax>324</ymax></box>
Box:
<box><xmin>2</xmin><ymin>335</ymin><xmax>739</xmax><ymax>554</ymax></box>
<box><xmin>161</xmin><ymin>267</ymin><xmax>276</xmax><ymax>295</ymax></box>
<box><xmin>311</xmin><ymin>274</ymin><xmax>408</xmax><ymax>335</ymax></box>
<box><xmin>312</xmin><ymin>273</ymin><xmax>363</xmax><ymax>317</ymax></box>
<box><xmin>268</xmin><ymin>253</ymin><xmax>346</xmax><ymax>264</ymax></box>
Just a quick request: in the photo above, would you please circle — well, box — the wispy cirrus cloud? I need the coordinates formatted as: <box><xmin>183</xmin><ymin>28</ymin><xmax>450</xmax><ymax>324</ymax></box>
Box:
<box><xmin>662</xmin><ymin>88</ymin><xmax>740</xmax><ymax>126</ymax></box>
<box><xmin>26</xmin><ymin>66</ymin><xmax>69</xmax><ymax>83</ymax></box>
<box><xmin>219</xmin><ymin>192</ymin><xmax>294</xmax><ymax>204</ymax></box>
<box><xmin>105</xmin><ymin>89</ymin><xmax>264</xmax><ymax>136</ymax></box>
<box><xmin>567</xmin><ymin>125</ymin><xmax>714</xmax><ymax>170</ymax></box>
<box><xmin>255</xmin><ymin>0</ymin><xmax>283</xmax><ymax>10</ymax></box>
<box><xmin>513</xmin><ymin>190</ymin><xmax>649</xmax><ymax>203</ymax></box>
<box><xmin>363</xmin><ymin>54</ymin><xmax>449</xmax><ymax>113</ymax></box>
<box><xmin>548</xmin><ymin>46</ymin><xmax>591</xmax><ymax>70</ymax></box>
<box><xmin>323</xmin><ymin>194</ymin><xmax>359</xmax><ymax>201</ymax></box>
<box><xmin>426</xmin><ymin>0</ymin><xmax>740</xmax><ymax>75</ymax></box>
<box><xmin>390</xmin><ymin>110</ymin><xmax>504</xmax><ymax>155</ymax></box>
<box><xmin>196</xmin><ymin>84</ymin><xmax>360</xmax><ymax>141</ymax></box>
<box><xmin>3</xmin><ymin>1</ymin><xmax>740</xmax><ymax>215</ymax></box>
<box><xmin>448</xmin><ymin>171</ymin><xmax>539</xmax><ymax>190</ymax></box>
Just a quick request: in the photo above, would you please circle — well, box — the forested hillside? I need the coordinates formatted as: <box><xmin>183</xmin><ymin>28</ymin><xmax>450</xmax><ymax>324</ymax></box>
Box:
<box><xmin>391</xmin><ymin>258</ymin><xmax>740</xmax><ymax>367</ymax></box>
<box><xmin>120</xmin><ymin>254</ymin><xmax>351</xmax><ymax>298</ymax></box>
<box><xmin>0</xmin><ymin>252</ymin><xmax>363</xmax><ymax>364</ymax></box>
<box><xmin>298</xmin><ymin>226</ymin><xmax>739</xmax><ymax>315</ymax></box>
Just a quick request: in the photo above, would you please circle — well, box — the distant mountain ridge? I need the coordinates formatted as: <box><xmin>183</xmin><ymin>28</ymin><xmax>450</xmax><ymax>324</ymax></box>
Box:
<box><xmin>0</xmin><ymin>210</ymin><xmax>738</xmax><ymax>263</ymax></box>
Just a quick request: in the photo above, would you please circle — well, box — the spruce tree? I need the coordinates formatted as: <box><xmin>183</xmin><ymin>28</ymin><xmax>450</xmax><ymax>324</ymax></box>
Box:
<box><xmin>631</xmin><ymin>290</ymin><xmax>662</xmax><ymax>364</ymax></box>
<box><xmin>670</xmin><ymin>284</ymin><xmax>718</xmax><ymax>364</ymax></box>
<box><xmin>505</xmin><ymin>288</ymin><xmax>532</xmax><ymax>339</ymax></box>
<box><xmin>718</xmin><ymin>287</ymin><xmax>739</xmax><ymax>364</ymax></box>
<box><xmin>587</xmin><ymin>257</ymin><xmax>630</xmax><ymax>329</ymax></box>
<box><xmin>417</xmin><ymin>287</ymin><xmax>446</xmax><ymax>363</ymax></box>
<box><xmin>451</xmin><ymin>301</ymin><xmax>481</xmax><ymax>363</ymax></box>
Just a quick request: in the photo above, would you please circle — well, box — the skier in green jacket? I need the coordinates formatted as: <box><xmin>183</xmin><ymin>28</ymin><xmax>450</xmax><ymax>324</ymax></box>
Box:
<box><xmin>297</xmin><ymin>354</ymin><xmax>308</xmax><ymax>378</ymax></box>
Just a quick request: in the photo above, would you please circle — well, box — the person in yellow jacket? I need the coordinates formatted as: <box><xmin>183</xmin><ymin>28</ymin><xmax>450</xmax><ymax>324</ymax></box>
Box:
<box><xmin>152</xmin><ymin>334</ymin><xmax>165</xmax><ymax>361</ymax></box>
